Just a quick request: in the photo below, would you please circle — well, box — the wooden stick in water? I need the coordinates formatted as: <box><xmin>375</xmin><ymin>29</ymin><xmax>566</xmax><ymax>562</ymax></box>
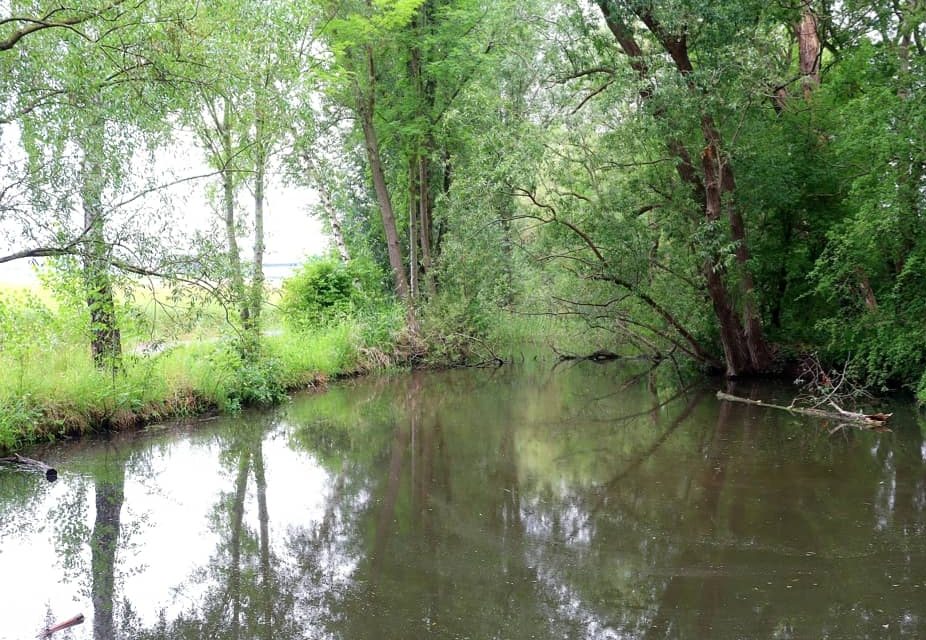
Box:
<box><xmin>0</xmin><ymin>453</ymin><xmax>58</xmax><ymax>482</ymax></box>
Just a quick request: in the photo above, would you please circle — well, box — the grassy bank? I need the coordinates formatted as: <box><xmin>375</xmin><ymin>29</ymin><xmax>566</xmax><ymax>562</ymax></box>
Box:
<box><xmin>0</xmin><ymin>317</ymin><xmax>413</xmax><ymax>452</ymax></box>
<box><xmin>0</xmin><ymin>281</ymin><xmax>591</xmax><ymax>452</ymax></box>
<box><xmin>0</xmin><ymin>270</ymin><xmax>421</xmax><ymax>453</ymax></box>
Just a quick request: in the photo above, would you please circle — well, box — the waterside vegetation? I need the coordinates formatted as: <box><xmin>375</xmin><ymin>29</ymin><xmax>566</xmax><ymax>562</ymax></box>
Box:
<box><xmin>2</xmin><ymin>0</ymin><xmax>926</xmax><ymax>450</ymax></box>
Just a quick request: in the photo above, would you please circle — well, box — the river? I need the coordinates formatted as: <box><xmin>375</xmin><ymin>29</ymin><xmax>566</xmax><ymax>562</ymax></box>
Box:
<box><xmin>1</xmin><ymin>362</ymin><xmax>924</xmax><ymax>639</ymax></box>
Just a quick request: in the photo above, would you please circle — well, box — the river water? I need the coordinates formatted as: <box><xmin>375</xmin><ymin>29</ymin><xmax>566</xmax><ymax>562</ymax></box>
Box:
<box><xmin>1</xmin><ymin>362</ymin><xmax>924</xmax><ymax>639</ymax></box>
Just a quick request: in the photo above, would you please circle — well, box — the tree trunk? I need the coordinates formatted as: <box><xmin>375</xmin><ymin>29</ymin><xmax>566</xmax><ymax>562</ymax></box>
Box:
<box><xmin>221</xmin><ymin>100</ymin><xmax>250</xmax><ymax>329</ymax></box>
<box><xmin>795</xmin><ymin>3</ymin><xmax>821</xmax><ymax>100</ymax></box>
<box><xmin>79</xmin><ymin>126</ymin><xmax>122</xmax><ymax>371</ymax></box>
<box><xmin>358</xmin><ymin>46</ymin><xmax>415</xmax><ymax>325</ymax></box>
<box><xmin>250</xmin><ymin>148</ymin><xmax>266</xmax><ymax>330</ymax></box>
<box><xmin>305</xmin><ymin>156</ymin><xmax>350</xmax><ymax>261</ymax></box>
<box><xmin>409</xmin><ymin>20</ymin><xmax>437</xmax><ymax>297</ymax></box>
<box><xmin>700</xmin><ymin>118</ymin><xmax>773</xmax><ymax>372</ymax></box>
<box><xmin>418</xmin><ymin>151</ymin><xmax>436</xmax><ymax>296</ymax></box>
<box><xmin>408</xmin><ymin>155</ymin><xmax>419</xmax><ymax>299</ymax></box>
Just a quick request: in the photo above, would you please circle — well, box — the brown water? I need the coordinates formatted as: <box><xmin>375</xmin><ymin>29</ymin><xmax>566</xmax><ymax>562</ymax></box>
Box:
<box><xmin>1</xmin><ymin>362</ymin><xmax>925</xmax><ymax>639</ymax></box>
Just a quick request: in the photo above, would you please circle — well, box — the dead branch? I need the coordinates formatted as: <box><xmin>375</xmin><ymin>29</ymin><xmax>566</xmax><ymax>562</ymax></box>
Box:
<box><xmin>716</xmin><ymin>391</ymin><xmax>891</xmax><ymax>428</ymax></box>
<box><xmin>553</xmin><ymin>347</ymin><xmax>622</xmax><ymax>362</ymax></box>
<box><xmin>0</xmin><ymin>453</ymin><xmax>58</xmax><ymax>481</ymax></box>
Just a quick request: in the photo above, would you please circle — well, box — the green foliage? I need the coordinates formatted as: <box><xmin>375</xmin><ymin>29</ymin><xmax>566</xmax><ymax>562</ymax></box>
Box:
<box><xmin>0</xmin><ymin>396</ymin><xmax>41</xmax><ymax>451</ymax></box>
<box><xmin>280</xmin><ymin>256</ymin><xmax>385</xmax><ymax>330</ymax></box>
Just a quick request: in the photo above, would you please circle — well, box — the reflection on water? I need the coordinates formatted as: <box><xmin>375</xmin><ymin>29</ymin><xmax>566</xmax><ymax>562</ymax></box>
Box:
<box><xmin>1</xmin><ymin>363</ymin><xmax>925</xmax><ymax>639</ymax></box>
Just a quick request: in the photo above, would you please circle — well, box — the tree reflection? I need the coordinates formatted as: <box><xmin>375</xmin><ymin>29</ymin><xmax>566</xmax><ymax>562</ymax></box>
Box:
<box><xmin>131</xmin><ymin>417</ymin><xmax>297</xmax><ymax>640</ymax></box>
<box><xmin>38</xmin><ymin>362</ymin><xmax>919</xmax><ymax>640</ymax></box>
<box><xmin>91</xmin><ymin>458</ymin><xmax>125</xmax><ymax>640</ymax></box>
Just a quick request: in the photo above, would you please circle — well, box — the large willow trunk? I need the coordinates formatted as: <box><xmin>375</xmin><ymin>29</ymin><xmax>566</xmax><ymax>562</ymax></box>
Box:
<box><xmin>596</xmin><ymin>1</ymin><xmax>773</xmax><ymax>376</ymax></box>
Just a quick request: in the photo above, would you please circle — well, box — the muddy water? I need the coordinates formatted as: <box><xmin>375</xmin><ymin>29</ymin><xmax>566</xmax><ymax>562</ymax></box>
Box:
<box><xmin>1</xmin><ymin>362</ymin><xmax>924</xmax><ymax>639</ymax></box>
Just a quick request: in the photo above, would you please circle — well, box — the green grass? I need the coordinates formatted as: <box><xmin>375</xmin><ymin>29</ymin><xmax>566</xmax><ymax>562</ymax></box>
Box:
<box><xmin>0</xmin><ymin>293</ymin><xmax>407</xmax><ymax>453</ymax></box>
<box><xmin>0</xmin><ymin>281</ymin><xmax>593</xmax><ymax>452</ymax></box>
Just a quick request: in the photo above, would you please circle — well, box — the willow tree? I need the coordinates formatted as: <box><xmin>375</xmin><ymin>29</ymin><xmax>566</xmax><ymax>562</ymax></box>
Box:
<box><xmin>4</xmin><ymin>0</ymin><xmax>191</xmax><ymax>369</ymax></box>
<box><xmin>585</xmin><ymin>0</ymin><xmax>774</xmax><ymax>376</ymax></box>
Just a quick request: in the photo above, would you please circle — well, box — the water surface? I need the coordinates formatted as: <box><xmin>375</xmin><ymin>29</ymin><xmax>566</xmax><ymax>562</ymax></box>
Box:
<box><xmin>1</xmin><ymin>362</ymin><xmax>925</xmax><ymax>639</ymax></box>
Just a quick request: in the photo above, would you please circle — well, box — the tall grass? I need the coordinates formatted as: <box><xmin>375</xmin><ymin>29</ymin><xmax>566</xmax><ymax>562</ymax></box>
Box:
<box><xmin>0</xmin><ymin>285</ymin><xmax>406</xmax><ymax>452</ymax></box>
<box><xmin>0</xmin><ymin>277</ymin><xmax>588</xmax><ymax>452</ymax></box>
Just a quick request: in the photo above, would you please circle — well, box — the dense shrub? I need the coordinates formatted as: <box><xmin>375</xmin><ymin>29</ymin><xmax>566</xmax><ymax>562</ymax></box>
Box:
<box><xmin>280</xmin><ymin>256</ymin><xmax>384</xmax><ymax>331</ymax></box>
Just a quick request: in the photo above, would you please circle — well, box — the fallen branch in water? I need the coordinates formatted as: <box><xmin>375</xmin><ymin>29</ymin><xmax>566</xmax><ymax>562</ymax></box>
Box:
<box><xmin>37</xmin><ymin>613</ymin><xmax>84</xmax><ymax>638</ymax></box>
<box><xmin>552</xmin><ymin>346</ymin><xmax>623</xmax><ymax>362</ymax></box>
<box><xmin>715</xmin><ymin>391</ymin><xmax>891</xmax><ymax>428</ymax></box>
<box><xmin>444</xmin><ymin>333</ymin><xmax>507</xmax><ymax>368</ymax></box>
<box><xmin>0</xmin><ymin>453</ymin><xmax>58</xmax><ymax>482</ymax></box>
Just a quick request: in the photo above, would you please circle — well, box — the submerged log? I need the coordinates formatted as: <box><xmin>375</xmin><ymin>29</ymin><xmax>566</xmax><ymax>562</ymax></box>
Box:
<box><xmin>716</xmin><ymin>391</ymin><xmax>892</xmax><ymax>428</ymax></box>
<box><xmin>37</xmin><ymin>613</ymin><xmax>84</xmax><ymax>638</ymax></box>
<box><xmin>0</xmin><ymin>453</ymin><xmax>58</xmax><ymax>482</ymax></box>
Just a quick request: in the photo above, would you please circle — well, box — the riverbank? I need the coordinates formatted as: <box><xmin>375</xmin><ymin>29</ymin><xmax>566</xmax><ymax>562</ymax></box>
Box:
<box><xmin>0</xmin><ymin>320</ymin><xmax>391</xmax><ymax>453</ymax></box>
<box><xmin>0</xmin><ymin>292</ymin><xmax>580</xmax><ymax>454</ymax></box>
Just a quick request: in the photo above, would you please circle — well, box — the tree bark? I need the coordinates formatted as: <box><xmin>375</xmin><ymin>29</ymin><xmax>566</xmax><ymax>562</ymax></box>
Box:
<box><xmin>79</xmin><ymin>123</ymin><xmax>122</xmax><ymax>371</ymax></box>
<box><xmin>795</xmin><ymin>2</ymin><xmax>821</xmax><ymax>99</ymax></box>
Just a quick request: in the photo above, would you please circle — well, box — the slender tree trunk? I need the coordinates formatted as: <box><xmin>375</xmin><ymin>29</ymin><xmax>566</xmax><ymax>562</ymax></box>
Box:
<box><xmin>305</xmin><ymin>156</ymin><xmax>350</xmax><ymax>261</ymax></box>
<box><xmin>91</xmin><ymin>463</ymin><xmax>124</xmax><ymax>640</ymax></box>
<box><xmin>80</xmin><ymin>126</ymin><xmax>122</xmax><ymax>371</ymax></box>
<box><xmin>360</xmin><ymin>105</ymin><xmax>412</xmax><ymax>302</ymax></box>
<box><xmin>221</xmin><ymin>101</ymin><xmax>250</xmax><ymax>328</ymax></box>
<box><xmin>408</xmin><ymin>155</ymin><xmax>419</xmax><ymax>299</ymax></box>
<box><xmin>418</xmin><ymin>151</ymin><xmax>436</xmax><ymax>296</ymax></box>
<box><xmin>409</xmin><ymin>20</ymin><xmax>437</xmax><ymax>297</ymax></box>
<box><xmin>250</xmin><ymin>149</ymin><xmax>266</xmax><ymax>329</ymax></box>
<box><xmin>358</xmin><ymin>46</ymin><xmax>416</xmax><ymax>331</ymax></box>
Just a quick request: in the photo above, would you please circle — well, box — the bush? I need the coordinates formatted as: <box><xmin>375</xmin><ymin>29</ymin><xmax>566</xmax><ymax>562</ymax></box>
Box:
<box><xmin>280</xmin><ymin>256</ymin><xmax>385</xmax><ymax>331</ymax></box>
<box><xmin>0</xmin><ymin>396</ymin><xmax>41</xmax><ymax>451</ymax></box>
